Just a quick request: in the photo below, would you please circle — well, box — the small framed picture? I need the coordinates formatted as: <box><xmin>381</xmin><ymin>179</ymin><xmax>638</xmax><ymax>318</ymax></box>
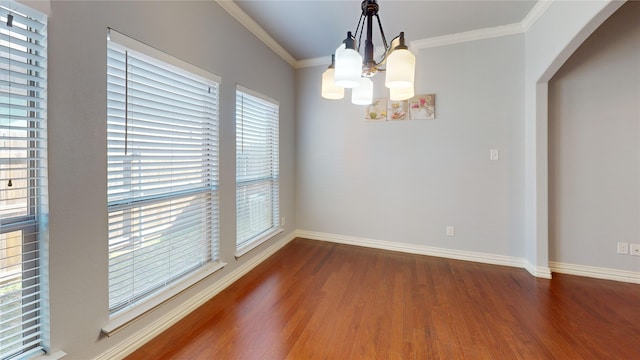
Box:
<box><xmin>409</xmin><ymin>94</ymin><xmax>436</xmax><ymax>120</ymax></box>
<box><xmin>388</xmin><ymin>100</ymin><xmax>409</xmax><ymax>120</ymax></box>
<box><xmin>365</xmin><ymin>98</ymin><xmax>387</xmax><ymax>121</ymax></box>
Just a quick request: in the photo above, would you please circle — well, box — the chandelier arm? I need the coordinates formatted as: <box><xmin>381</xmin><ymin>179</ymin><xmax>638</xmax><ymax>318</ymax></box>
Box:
<box><xmin>357</xmin><ymin>15</ymin><xmax>366</xmax><ymax>53</ymax></box>
<box><xmin>374</xmin><ymin>14</ymin><xmax>389</xmax><ymax>54</ymax></box>
<box><xmin>354</xmin><ymin>12</ymin><xmax>365</xmax><ymax>42</ymax></box>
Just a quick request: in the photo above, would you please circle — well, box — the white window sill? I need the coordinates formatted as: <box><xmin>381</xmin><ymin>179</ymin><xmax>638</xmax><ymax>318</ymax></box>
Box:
<box><xmin>28</xmin><ymin>350</ymin><xmax>66</xmax><ymax>360</ymax></box>
<box><xmin>235</xmin><ymin>228</ymin><xmax>283</xmax><ymax>259</ymax></box>
<box><xmin>102</xmin><ymin>261</ymin><xmax>226</xmax><ymax>337</ymax></box>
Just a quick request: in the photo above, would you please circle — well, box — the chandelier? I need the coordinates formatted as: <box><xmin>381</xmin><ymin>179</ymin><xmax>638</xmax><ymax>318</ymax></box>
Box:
<box><xmin>321</xmin><ymin>0</ymin><xmax>416</xmax><ymax>105</ymax></box>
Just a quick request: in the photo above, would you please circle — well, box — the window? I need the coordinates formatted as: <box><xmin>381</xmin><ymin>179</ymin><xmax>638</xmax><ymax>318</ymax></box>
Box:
<box><xmin>235</xmin><ymin>87</ymin><xmax>279</xmax><ymax>253</ymax></box>
<box><xmin>0</xmin><ymin>2</ymin><xmax>47</xmax><ymax>359</ymax></box>
<box><xmin>107</xmin><ymin>30</ymin><xmax>219</xmax><ymax>314</ymax></box>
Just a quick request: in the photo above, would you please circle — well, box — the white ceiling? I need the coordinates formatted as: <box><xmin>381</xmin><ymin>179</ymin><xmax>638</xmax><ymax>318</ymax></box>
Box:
<box><xmin>232</xmin><ymin>0</ymin><xmax>539</xmax><ymax>61</ymax></box>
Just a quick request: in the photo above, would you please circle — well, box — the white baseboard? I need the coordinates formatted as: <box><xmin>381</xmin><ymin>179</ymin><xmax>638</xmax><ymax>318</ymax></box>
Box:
<box><xmin>549</xmin><ymin>261</ymin><xmax>640</xmax><ymax>284</ymax></box>
<box><xmin>296</xmin><ymin>230</ymin><xmax>533</xmax><ymax>273</ymax></box>
<box><xmin>523</xmin><ymin>260</ymin><xmax>553</xmax><ymax>279</ymax></box>
<box><xmin>95</xmin><ymin>230</ymin><xmax>638</xmax><ymax>359</ymax></box>
<box><xmin>95</xmin><ymin>231</ymin><xmax>297</xmax><ymax>360</ymax></box>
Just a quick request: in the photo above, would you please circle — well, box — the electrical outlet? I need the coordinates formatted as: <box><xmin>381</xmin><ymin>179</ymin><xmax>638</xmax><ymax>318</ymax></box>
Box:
<box><xmin>446</xmin><ymin>226</ymin><xmax>455</xmax><ymax>237</ymax></box>
<box><xmin>281</xmin><ymin>217</ymin><xmax>286</xmax><ymax>227</ymax></box>
<box><xmin>617</xmin><ymin>242</ymin><xmax>629</xmax><ymax>254</ymax></box>
<box><xmin>630</xmin><ymin>243</ymin><xmax>640</xmax><ymax>256</ymax></box>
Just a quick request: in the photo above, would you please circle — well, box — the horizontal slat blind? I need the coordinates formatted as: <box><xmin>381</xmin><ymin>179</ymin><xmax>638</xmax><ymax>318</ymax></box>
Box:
<box><xmin>107</xmin><ymin>31</ymin><xmax>219</xmax><ymax>313</ymax></box>
<box><xmin>0</xmin><ymin>1</ymin><xmax>47</xmax><ymax>359</ymax></box>
<box><xmin>236</xmin><ymin>87</ymin><xmax>279</xmax><ymax>250</ymax></box>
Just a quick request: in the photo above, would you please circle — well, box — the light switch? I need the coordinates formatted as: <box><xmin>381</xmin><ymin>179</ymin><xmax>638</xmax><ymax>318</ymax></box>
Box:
<box><xmin>446</xmin><ymin>226</ymin><xmax>455</xmax><ymax>237</ymax></box>
<box><xmin>490</xmin><ymin>149</ymin><xmax>499</xmax><ymax>161</ymax></box>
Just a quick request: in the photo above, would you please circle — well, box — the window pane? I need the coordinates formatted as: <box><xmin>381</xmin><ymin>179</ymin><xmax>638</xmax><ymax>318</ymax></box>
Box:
<box><xmin>108</xmin><ymin>194</ymin><xmax>216</xmax><ymax>311</ymax></box>
<box><xmin>235</xmin><ymin>88</ymin><xmax>279</xmax><ymax>250</ymax></box>
<box><xmin>0</xmin><ymin>2</ymin><xmax>47</xmax><ymax>358</ymax></box>
<box><xmin>107</xmin><ymin>31</ymin><xmax>219</xmax><ymax>313</ymax></box>
<box><xmin>0</xmin><ymin>230</ymin><xmax>23</xmax><ymax>355</ymax></box>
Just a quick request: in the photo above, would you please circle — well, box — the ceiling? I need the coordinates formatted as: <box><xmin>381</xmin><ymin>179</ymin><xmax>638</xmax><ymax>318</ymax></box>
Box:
<box><xmin>233</xmin><ymin>0</ymin><xmax>539</xmax><ymax>61</ymax></box>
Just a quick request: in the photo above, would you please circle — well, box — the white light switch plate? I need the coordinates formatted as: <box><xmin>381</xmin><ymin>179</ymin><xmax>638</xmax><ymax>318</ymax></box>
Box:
<box><xmin>490</xmin><ymin>149</ymin><xmax>499</xmax><ymax>161</ymax></box>
<box><xmin>446</xmin><ymin>226</ymin><xmax>455</xmax><ymax>237</ymax></box>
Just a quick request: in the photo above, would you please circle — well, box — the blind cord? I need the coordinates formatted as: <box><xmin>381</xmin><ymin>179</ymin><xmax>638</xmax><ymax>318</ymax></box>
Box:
<box><xmin>124</xmin><ymin>50</ymin><xmax>129</xmax><ymax>155</ymax></box>
<box><xmin>6</xmin><ymin>13</ymin><xmax>13</xmax><ymax>187</ymax></box>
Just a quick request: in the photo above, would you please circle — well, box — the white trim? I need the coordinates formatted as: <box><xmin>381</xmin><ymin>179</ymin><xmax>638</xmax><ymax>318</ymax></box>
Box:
<box><xmin>521</xmin><ymin>0</ymin><xmax>556</xmax><ymax>32</ymax></box>
<box><xmin>12</xmin><ymin>0</ymin><xmax>49</xmax><ymax>18</ymax></box>
<box><xmin>297</xmin><ymin>56</ymin><xmax>331</xmax><ymax>69</ymax></box>
<box><xmin>297</xmin><ymin>230</ymin><xmax>527</xmax><ymax>271</ymax></box>
<box><xmin>236</xmin><ymin>84</ymin><xmax>279</xmax><ymax>106</ymax></box>
<box><xmin>103</xmin><ymin>261</ymin><xmax>227</xmax><ymax>337</ymax></box>
<box><xmin>235</xmin><ymin>228</ymin><xmax>283</xmax><ymax>258</ymax></box>
<box><xmin>108</xmin><ymin>28</ymin><xmax>221</xmax><ymax>84</ymax></box>
<box><xmin>549</xmin><ymin>261</ymin><xmax>640</xmax><ymax>284</ymax></box>
<box><xmin>295</xmin><ymin>23</ymin><xmax>526</xmax><ymax>69</ymax></box>
<box><xmin>523</xmin><ymin>260</ymin><xmax>553</xmax><ymax>279</ymax></box>
<box><xmin>33</xmin><ymin>351</ymin><xmax>67</xmax><ymax>360</ymax></box>
<box><xmin>295</xmin><ymin>1</ymin><xmax>555</xmax><ymax>69</ymax></box>
<box><xmin>215</xmin><ymin>0</ymin><xmax>297</xmax><ymax>67</ymax></box>
<box><xmin>94</xmin><ymin>231</ymin><xmax>297</xmax><ymax>360</ymax></box>
<box><xmin>214</xmin><ymin>0</ymin><xmax>556</xmax><ymax>69</ymax></box>
<box><xmin>410</xmin><ymin>23</ymin><xmax>523</xmax><ymax>51</ymax></box>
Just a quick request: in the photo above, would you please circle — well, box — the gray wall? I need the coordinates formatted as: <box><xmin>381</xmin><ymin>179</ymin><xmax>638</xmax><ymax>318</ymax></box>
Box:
<box><xmin>296</xmin><ymin>35</ymin><xmax>525</xmax><ymax>258</ymax></box>
<box><xmin>46</xmin><ymin>1</ymin><xmax>296</xmax><ymax>358</ymax></box>
<box><xmin>549</xmin><ymin>1</ymin><xmax>640</xmax><ymax>271</ymax></box>
<box><xmin>27</xmin><ymin>0</ymin><xmax>637</xmax><ymax>357</ymax></box>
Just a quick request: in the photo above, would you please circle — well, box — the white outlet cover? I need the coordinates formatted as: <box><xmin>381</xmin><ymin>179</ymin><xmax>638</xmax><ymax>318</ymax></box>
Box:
<box><xmin>617</xmin><ymin>242</ymin><xmax>629</xmax><ymax>254</ymax></box>
<box><xmin>490</xmin><ymin>149</ymin><xmax>499</xmax><ymax>161</ymax></box>
<box><xmin>630</xmin><ymin>243</ymin><xmax>640</xmax><ymax>256</ymax></box>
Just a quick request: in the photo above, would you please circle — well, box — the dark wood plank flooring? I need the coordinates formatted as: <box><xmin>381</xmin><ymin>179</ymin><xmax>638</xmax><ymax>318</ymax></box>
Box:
<box><xmin>125</xmin><ymin>238</ymin><xmax>640</xmax><ymax>359</ymax></box>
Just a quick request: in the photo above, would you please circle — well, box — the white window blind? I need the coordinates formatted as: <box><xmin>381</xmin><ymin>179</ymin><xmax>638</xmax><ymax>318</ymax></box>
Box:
<box><xmin>0</xmin><ymin>1</ymin><xmax>47</xmax><ymax>359</ymax></box>
<box><xmin>107</xmin><ymin>30</ymin><xmax>219</xmax><ymax>314</ymax></box>
<box><xmin>236</xmin><ymin>87</ymin><xmax>279</xmax><ymax>252</ymax></box>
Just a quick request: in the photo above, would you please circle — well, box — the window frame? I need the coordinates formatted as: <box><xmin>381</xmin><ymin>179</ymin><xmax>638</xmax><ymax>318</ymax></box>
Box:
<box><xmin>105</xmin><ymin>29</ymin><xmax>224</xmax><ymax>326</ymax></box>
<box><xmin>235</xmin><ymin>86</ymin><xmax>281</xmax><ymax>257</ymax></box>
<box><xmin>0</xmin><ymin>1</ymin><xmax>48</xmax><ymax>358</ymax></box>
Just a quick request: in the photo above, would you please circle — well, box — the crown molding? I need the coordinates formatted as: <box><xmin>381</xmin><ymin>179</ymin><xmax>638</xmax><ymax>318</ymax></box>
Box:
<box><xmin>297</xmin><ymin>22</ymin><xmax>525</xmax><ymax>69</ymax></box>
<box><xmin>219</xmin><ymin>0</ymin><xmax>555</xmax><ymax>69</ymax></box>
<box><xmin>521</xmin><ymin>0</ymin><xmax>556</xmax><ymax>32</ymax></box>
<box><xmin>215</xmin><ymin>0</ymin><xmax>297</xmax><ymax>67</ymax></box>
<box><xmin>410</xmin><ymin>22</ymin><xmax>524</xmax><ymax>50</ymax></box>
<box><xmin>297</xmin><ymin>56</ymin><xmax>330</xmax><ymax>69</ymax></box>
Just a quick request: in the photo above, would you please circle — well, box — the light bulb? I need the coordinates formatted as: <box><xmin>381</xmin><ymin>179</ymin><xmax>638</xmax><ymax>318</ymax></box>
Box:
<box><xmin>334</xmin><ymin>43</ymin><xmax>363</xmax><ymax>88</ymax></box>
<box><xmin>321</xmin><ymin>67</ymin><xmax>344</xmax><ymax>100</ymax></box>
<box><xmin>385</xmin><ymin>48</ymin><xmax>415</xmax><ymax>89</ymax></box>
<box><xmin>351</xmin><ymin>77</ymin><xmax>373</xmax><ymax>105</ymax></box>
<box><xmin>389</xmin><ymin>86</ymin><xmax>414</xmax><ymax>101</ymax></box>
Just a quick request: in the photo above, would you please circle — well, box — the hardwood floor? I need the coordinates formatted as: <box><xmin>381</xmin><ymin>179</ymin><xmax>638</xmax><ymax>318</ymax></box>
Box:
<box><xmin>125</xmin><ymin>238</ymin><xmax>640</xmax><ymax>359</ymax></box>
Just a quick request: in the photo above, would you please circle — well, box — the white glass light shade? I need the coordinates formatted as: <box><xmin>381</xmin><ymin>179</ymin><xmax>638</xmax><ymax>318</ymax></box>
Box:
<box><xmin>334</xmin><ymin>43</ymin><xmax>363</xmax><ymax>88</ymax></box>
<box><xmin>385</xmin><ymin>48</ymin><xmax>416</xmax><ymax>89</ymax></box>
<box><xmin>321</xmin><ymin>68</ymin><xmax>344</xmax><ymax>99</ymax></box>
<box><xmin>351</xmin><ymin>77</ymin><xmax>373</xmax><ymax>105</ymax></box>
<box><xmin>389</xmin><ymin>86</ymin><xmax>414</xmax><ymax>101</ymax></box>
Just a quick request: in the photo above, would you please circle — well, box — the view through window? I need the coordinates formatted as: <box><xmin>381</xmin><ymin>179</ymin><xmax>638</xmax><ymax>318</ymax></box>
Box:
<box><xmin>235</xmin><ymin>87</ymin><xmax>280</xmax><ymax>252</ymax></box>
<box><xmin>0</xmin><ymin>1</ymin><xmax>48</xmax><ymax>358</ymax></box>
<box><xmin>107</xmin><ymin>30</ymin><xmax>220</xmax><ymax>313</ymax></box>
